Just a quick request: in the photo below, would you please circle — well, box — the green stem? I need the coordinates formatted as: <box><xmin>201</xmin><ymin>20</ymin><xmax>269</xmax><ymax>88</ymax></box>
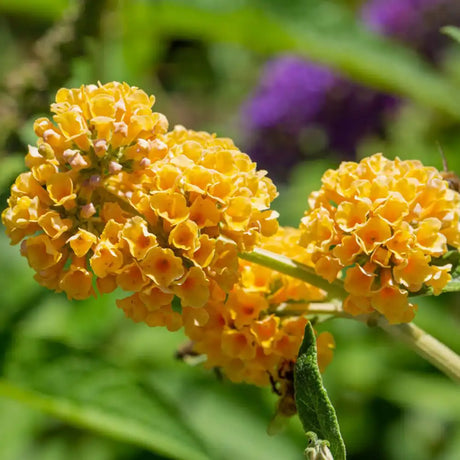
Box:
<box><xmin>305</xmin><ymin>302</ymin><xmax>349</xmax><ymax>318</ymax></box>
<box><xmin>300</xmin><ymin>304</ymin><xmax>460</xmax><ymax>384</ymax></box>
<box><xmin>238</xmin><ymin>248</ymin><xmax>460</xmax><ymax>384</ymax></box>
<box><xmin>268</xmin><ymin>301</ymin><xmax>345</xmax><ymax>318</ymax></box>
<box><xmin>377</xmin><ymin>319</ymin><xmax>460</xmax><ymax>384</ymax></box>
<box><xmin>239</xmin><ymin>247</ymin><xmax>346</xmax><ymax>301</ymax></box>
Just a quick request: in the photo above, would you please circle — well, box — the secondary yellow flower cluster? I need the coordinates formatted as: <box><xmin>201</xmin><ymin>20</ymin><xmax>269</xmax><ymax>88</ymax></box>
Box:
<box><xmin>183</xmin><ymin>227</ymin><xmax>335</xmax><ymax>387</ymax></box>
<box><xmin>2</xmin><ymin>82</ymin><xmax>278</xmax><ymax>329</ymax></box>
<box><xmin>300</xmin><ymin>153</ymin><xmax>460</xmax><ymax>324</ymax></box>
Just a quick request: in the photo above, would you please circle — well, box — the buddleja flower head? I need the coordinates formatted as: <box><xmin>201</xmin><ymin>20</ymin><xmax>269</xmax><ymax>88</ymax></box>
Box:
<box><xmin>182</xmin><ymin>227</ymin><xmax>335</xmax><ymax>390</ymax></box>
<box><xmin>241</xmin><ymin>56</ymin><xmax>397</xmax><ymax>182</ymax></box>
<box><xmin>2</xmin><ymin>82</ymin><xmax>278</xmax><ymax>330</ymax></box>
<box><xmin>299</xmin><ymin>154</ymin><xmax>460</xmax><ymax>324</ymax></box>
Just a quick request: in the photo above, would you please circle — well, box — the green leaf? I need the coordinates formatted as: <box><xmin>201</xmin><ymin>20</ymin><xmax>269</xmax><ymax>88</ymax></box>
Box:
<box><xmin>151</xmin><ymin>369</ymin><xmax>306</xmax><ymax>460</ymax></box>
<box><xmin>442</xmin><ymin>277</ymin><xmax>460</xmax><ymax>293</ymax></box>
<box><xmin>1</xmin><ymin>338</ymin><xmax>211</xmax><ymax>460</ymax></box>
<box><xmin>442</xmin><ymin>26</ymin><xmax>460</xmax><ymax>45</ymax></box>
<box><xmin>294</xmin><ymin>323</ymin><xmax>346</xmax><ymax>460</ymax></box>
<box><xmin>0</xmin><ymin>0</ymin><xmax>67</xmax><ymax>21</ymax></box>
<box><xmin>127</xmin><ymin>0</ymin><xmax>460</xmax><ymax>120</ymax></box>
<box><xmin>440</xmin><ymin>253</ymin><xmax>460</xmax><ymax>293</ymax></box>
<box><xmin>0</xmin><ymin>335</ymin><xmax>308</xmax><ymax>460</ymax></box>
<box><xmin>0</xmin><ymin>398</ymin><xmax>42</xmax><ymax>460</ymax></box>
<box><xmin>413</xmin><ymin>249</ymin><xmax>460</xmax><ymax>295</ymax></box>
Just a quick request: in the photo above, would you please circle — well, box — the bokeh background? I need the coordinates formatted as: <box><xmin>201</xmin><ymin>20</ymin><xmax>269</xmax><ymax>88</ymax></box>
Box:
<box><xmin>0</xmin><ymin>0</ymin><xmax>460</xmax><ymax>459</ymax></box>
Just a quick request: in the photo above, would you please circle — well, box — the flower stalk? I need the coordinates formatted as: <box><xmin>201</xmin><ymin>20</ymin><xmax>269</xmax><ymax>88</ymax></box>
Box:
<box><xmin>378</xmin><ymin>319</ymin><xmax>460</xmax><ymax>383</ymax></box>
<box><xmin>239</xmin><ymin>247</ymin><xmax>346</xmax><ymax>301</ymax></box>
<box><xmin>239</xmin><ymin>248</ymin><xmax>460</xmax><ymax>384</ymax></box>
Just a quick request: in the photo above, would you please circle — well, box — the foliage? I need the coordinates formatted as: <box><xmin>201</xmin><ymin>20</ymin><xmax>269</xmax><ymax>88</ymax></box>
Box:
<box><xmin>0</xmin><ymin>1</ymin><xmax>459</xmax><ymax>460</ymax></box>
<box><xmin>295</xmin><ymin>323</ymin><xmax>346</xmax><ymax>460</ymax></box>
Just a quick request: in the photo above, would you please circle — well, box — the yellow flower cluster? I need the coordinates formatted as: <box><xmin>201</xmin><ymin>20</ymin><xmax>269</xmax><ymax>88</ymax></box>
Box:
<box><xmin>183</xmin><ymin>227</ymin><xmax>335</xmax><ymax>388</ymax></box>
<box><xmin>300</xmin><ymin>153</ymin><xmax>460</xmax><ymax>324</ymax></box>
<box><xmin>2</xmin><ymin>82</ymin><xmax>278</xmax><ymax>329</ymax></box>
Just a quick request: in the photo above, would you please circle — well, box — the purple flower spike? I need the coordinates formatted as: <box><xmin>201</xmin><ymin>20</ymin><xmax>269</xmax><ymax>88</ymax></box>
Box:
<box><xmin>242</xmin><ymin>57</ymin><xmax>336</xmax><ymax>131</ymax></box>
<box><xmin>241</xmin><ymin>56</ymin><xmax>397</xmax><ymax>182</ymax></box>
<box><xmin>362</xmin><ymin>0</ymin><xmax>460</xmax><ymax>62</ymax></box>
<box><xmin>241</xmin><ymin>0</ymin><xmax>460</xmax><ymax>183</ymax></box>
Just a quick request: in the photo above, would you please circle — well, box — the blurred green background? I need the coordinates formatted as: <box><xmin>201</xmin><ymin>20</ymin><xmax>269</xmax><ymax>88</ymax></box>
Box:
<box><xmin>0</xmin><ymin>0</ymin><xmax>459</xmax><ymax>459</ymax></box>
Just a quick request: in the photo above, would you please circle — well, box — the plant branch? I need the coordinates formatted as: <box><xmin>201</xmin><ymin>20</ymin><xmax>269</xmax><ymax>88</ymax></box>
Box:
<box><xmin>239</xmin><ymin>248</ymin><xmax>460</xmax><ymax>384</ymax></box>
<box><xmin>298</xmin><ymin>303</ymin><xmax>460</xmax><ymax>384</ymax></box>
<box><xmin>238</xmin><ymin>247</ymin><xmax>346</xmax><ymax>301</ymax></box>
<box><xmin>376</xmin><ymin>319</ymin><xmax>460</xmax><ymax>383</ymax></box>
<box><xmin>306</xmin><ymin>302</ymin><xmax>349</xmax><ymax>318</ymax></box>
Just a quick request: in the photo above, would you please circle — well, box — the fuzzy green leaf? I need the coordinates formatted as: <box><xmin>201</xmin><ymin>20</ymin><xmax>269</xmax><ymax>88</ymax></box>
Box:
<box><xmin>295</xmin><ymin>323</ymin><xmax>346</xmax><ymax>460</ymax></box>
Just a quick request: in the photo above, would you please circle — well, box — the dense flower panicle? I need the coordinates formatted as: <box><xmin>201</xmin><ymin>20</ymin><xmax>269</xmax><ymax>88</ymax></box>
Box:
<box><xmin>299</xmin><ymin>153</ymin><xmax>460</xmax><ymax>324</ymax></box>
<box><xmin>113</xmin><ymin>124</ymin><xmax>278</xmax><ymax>328</ymax></box>
<box><xmin>2</xmin><ymin>82</ymin><xmax>278</xmax><ymax>328</ymax></box>
<box><xmin>183</xmin><ymin>227</ymin><xmax>335</xmax><ymax>388</ymax></box>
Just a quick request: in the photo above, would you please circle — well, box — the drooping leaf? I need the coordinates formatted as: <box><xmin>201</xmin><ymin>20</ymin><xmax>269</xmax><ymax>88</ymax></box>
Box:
<box><xmin>294</xmin><ymin>323</ymin><xmax>346</xmax><ymax>460</ymax></box>
<box><xmin>1</xmin><ymin>338</ymin><xmax>211</xmax><ymax>460</ymax></box>
<box><xmin>151</xmin><ymin>368</ymin><xmax>306</xmax><ymax>460</ymax></box>
<box><xmin>0</xmin><ymin>0</ymin><xmax>67</xmax><ymax>20</ymax></box>
<box><xmin>123</xmin><ymin>0</ymin><xmax>460</xmax><ymax>120</ymax></box>
<box><xmin>1</xmin><ymin>335</ymin><xmax>307</xmax><ymax>460</ymax></box>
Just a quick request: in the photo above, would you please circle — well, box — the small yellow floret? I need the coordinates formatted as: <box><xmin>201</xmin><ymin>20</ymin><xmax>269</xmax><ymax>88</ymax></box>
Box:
<box><xmin>172</xmin><ymin>266</ymin><xmax>209</xmax><ymax>308</ymax></box>
<box><xmin>181</xmin><ymin>227</ymin><xmax>333</xmax><ymax>390</ymax></box>
<box><xmin>140</xmin><ymin>246</ymin><xmax>184</xmax><ymax>288</ymax></box>
<box><xmin>59</xmin><ymin>262</ymin><xmax>95</xmax><ymax>300</ymax></box>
